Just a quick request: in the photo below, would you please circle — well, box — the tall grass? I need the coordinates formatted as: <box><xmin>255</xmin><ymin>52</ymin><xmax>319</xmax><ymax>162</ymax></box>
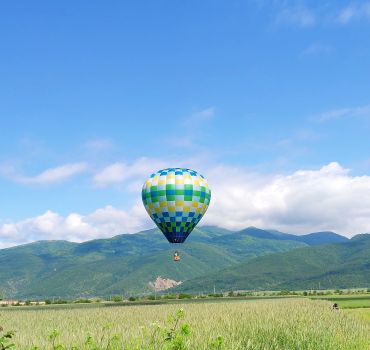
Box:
<box><xmin>1</xmin><ymin>299</ymin><xmax>369</xmax><ymax>349</ymax></box>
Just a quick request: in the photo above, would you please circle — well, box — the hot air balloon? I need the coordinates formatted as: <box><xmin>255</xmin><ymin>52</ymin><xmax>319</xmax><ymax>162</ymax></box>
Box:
<box><xmin>142</xmin><ymin>168</ymin><xmax>211</xmax><ymax>261</ymax></box>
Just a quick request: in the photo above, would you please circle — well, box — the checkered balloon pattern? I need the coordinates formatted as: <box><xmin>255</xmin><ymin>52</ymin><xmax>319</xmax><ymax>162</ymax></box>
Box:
<box><xmin>142</xmin><ymin>168</ymin><xmax>211</xmax><ymax>243</ymax></box>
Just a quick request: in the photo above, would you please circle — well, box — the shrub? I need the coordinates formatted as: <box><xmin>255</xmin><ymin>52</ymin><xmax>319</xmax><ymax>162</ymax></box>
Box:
<box><xmin>112</xmin><ymin>296</ymin><xmax>123</xmax><ymax>302</ymax></box>
<box><xmin>74</xmin><ymin>299</ymin><xmax>91</xmax><ymax>304</ymax></box>
<box><xmin>178</xmin><ymin>294</ymin><xmax>192</xmax><ymax>299</ymax></box>
<box><xmin>208</xmin><ymin>293</ymin><xmax>223</xmax><ymax>298</ymax></box>
<box><xmin>163</xmin><ymin>294</ymin><xmax>177</xmax><ymax>299</ymax></box>
<box><xmin>278</xmin><ymin>290</ymin><xmax>290</xmax><ymax>296</ymax></box>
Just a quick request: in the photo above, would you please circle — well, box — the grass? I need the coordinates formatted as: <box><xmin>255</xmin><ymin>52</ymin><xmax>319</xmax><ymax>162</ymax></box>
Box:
<box><xmin>346</xmin><ymin>308</ymin><xmax>370</xmax><ymax>324</ymax></box>
<box><xmin>1</xmin><ymin>298</ymin><xmax>369</xmax><ymax>349</ymax></box>
<box><xmin>311</xmin><ymin>294</ymin><xmax>370</xmax><ymax>309</ymax></box>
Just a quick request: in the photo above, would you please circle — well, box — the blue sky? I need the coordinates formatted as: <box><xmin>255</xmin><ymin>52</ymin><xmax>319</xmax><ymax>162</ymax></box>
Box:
<box><xmin>1</xmin><ymin>1</ymin><xmax>370</xmax><ymax>246</ymax></box>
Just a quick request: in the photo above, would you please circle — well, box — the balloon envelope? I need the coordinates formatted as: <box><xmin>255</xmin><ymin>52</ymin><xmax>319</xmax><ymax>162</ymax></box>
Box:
<box><xmin>142</xmin><ymin>168</ymin><xmax>211</xmax><ymax>243</ymax></box>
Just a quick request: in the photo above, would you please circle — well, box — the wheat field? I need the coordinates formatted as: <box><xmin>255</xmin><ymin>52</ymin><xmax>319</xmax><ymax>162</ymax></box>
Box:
<box><xmin>1</xmin><ymin>299</ymin><xmax>369</xmax><ymax>349</ymax></box>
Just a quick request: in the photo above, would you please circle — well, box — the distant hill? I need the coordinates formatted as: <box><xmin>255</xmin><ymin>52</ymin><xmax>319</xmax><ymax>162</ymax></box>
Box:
<box><xmin>175</xmin><ymin>234</ymin><xmax>370</xmax><ymax>293</ymax></box>
<box><xmin>246</xmin><ymin>227</ymin><xmax>348</xmax><ymax>245</ymax></box>
<box><xmin>295</xmin><ymin>231</ymin><xmax>349</xmax><ymax>246</ymax></box>
<box><xmin>0</xmin><ymin>226</ymin><xmax>307</xmax><ymax>299</ymax></box>
<box><xmin>0</xmin><ymin>226</ymin><xmax>353</xmax><ymax>299</ymax></box>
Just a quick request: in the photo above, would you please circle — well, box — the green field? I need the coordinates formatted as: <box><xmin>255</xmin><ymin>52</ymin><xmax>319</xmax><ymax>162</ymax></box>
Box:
<box><xmin>1</xmin><ymin>298</ymin><xmax>369</xmax><ymax>350</ymax></box>
<box><xmin>312</xmin><ymin>294</ymin><xmax>370</xmax><ymax>309</ymax></box>
<box><xmin>321</xmin><ymin>295</ymin><xmax>370</xmax><ymax>326</ymax></box>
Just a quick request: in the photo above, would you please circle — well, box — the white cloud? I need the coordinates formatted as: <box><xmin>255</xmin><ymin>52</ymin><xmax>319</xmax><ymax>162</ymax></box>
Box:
<box><xmin>93</xmin><ymin>163</ymin><xmax>126</xmax><ymax>186</ymax></box>
<box><xmin>276</xmin><ymin>6</ymin><xmax>316</xmax><ymax>27</ymax></box>
<box><xmin>0</xmin><ymin>204</ymin><xmax>151</xmax><ymax>249</ymax></box>
<box><xmin>337</xmin><ymin>2</ymin><xmax>370</xmax><ymax>24</ymax></box>
<box><xmin>92</xmin><ymin>153</ymin><xmax>215</xmax><ymax>189</ymax></box>
<box><xmin>93</xmin><ymin>157</ymin><xmax>169</xmax><ymax>188</ymax></box>
<box><xmin>0</xmin><ymin>163</ymin><xmax>88</xmax><ymax>185</ymax></box>
<box><xmin>314</xmin><ymin>104</ymin><xmax>370</xmax><ymax>122</ymax></box>
<box><xmin>2</xmin><ymin>161</ymin><xmax>370</xmax><ymax>248</ymax></box>
<box><xmin>203</xmin><ymin>162</ymin><xmax>370</xmax><ymax>236</ymax></box>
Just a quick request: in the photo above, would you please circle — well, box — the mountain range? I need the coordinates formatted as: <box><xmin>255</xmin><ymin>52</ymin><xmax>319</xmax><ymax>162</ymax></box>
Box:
<box><xmin>0</xmin><ymin>226</ymin><xmax>368</xmax><ymax>299</ymax></box>
<box><xmin>176</xmin><ymin>233</ymin><xmax>370</xmax><ymax>293</ymax></box>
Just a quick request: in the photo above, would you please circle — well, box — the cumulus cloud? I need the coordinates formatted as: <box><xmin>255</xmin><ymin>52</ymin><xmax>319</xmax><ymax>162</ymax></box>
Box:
<box><xmin>2</xmin><ymin>162</ymin><xmax>370</xmax><ymax>248</ymax></box>
<box><xmin>0</xmin><ymin>162</ymin><xmax>88</xmax><ymax>185</ymax></box>
<box><xmin>203</xmin><ymin>162</ymin><xmax>370</xmax><ymax>236</ymax></box>
<box><xmin>0</xmin><ymin>204</ymin><xmax>151</xmax><ymax>249</ymax></box>
<box><xmin>93</xmin><ymin>157</ymin><xmax>169</xmax><ymax>188</ymax></box>
<box><xmin>93</xmin><ymin>163</ymin><xmax>126</xmax><ymax>186</ymax></box>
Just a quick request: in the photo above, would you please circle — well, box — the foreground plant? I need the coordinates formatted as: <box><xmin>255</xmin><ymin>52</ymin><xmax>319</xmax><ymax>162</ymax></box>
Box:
<box><xmin>84</xmin><ymin>324</ymin><xmax>120</xmax><ymax>350</ymax></box>
<box><xmin>163</xmin><ymin>308</ymin><xmax>190</xmax><ymax>350</ymax></box>
<box><xmin>209</xmin><ymin>336</ymin><xmax>225</xmax><ymax>350</ymax></box>
<box><xmin>48</xmin><ymin>329</ymin><xmax>65</xmax><ymax>350</ymax></box>
<box><xmin>0</xmin><ymin>326</ymin><xmax>15</xmax><ymax>350</ymax></box>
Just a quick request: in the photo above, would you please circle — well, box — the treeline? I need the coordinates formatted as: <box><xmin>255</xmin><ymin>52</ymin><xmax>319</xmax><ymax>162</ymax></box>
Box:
<box><xmin>1</xmin><ymin>288</ymin><xmax>369</xmax><ymax>307</ymax></box>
